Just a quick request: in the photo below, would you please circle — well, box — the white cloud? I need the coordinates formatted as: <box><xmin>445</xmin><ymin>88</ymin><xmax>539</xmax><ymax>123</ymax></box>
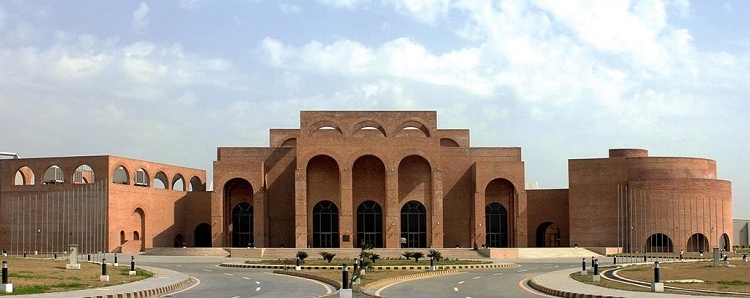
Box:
<box><xmin>259</xmin><ymin>37</ymin><xmax>493</xmax><ymax>95</ymax></box>
<box><xmin>131</xmin><ymin>2</ymin><xmax>150</xmax><ymax>35</ymax></box>
<box><xmin>279</xmin><ymin>4</ymin><xmax>302</xmax><ymax>14</ymax></box>
<box><xmin>178</xmin><ymin>0</ymin><xmax>202</xmax><ymax>10</ymax></box>
<box><xmin>317</xmin><ymin>0</ymin><xmax>366</xmax><ymax>9</ymax></box>
<box><xmin>386</xmin><ymin>0</ymin><xmax>451</xmax><ymax>24</ymax></box>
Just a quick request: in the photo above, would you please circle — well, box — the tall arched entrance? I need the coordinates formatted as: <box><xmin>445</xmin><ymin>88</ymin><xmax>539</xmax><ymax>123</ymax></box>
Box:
<box><xmin>313</xmin><ymin>200</ymin><xmax>339</xmax><ymax>248</ymax></box>
<box><xmin>401</xmin><ymin>200</ymin><xmax>427</xmax><ymax>248</ymax></box>
<box><xmin>535</xmin><ymin>222</ymin><xmax>560</xmax><ymax>247</ymax></box>
<box><xmin>134</xmin><ymin>208</ymin><xmax>145</xmax><ymax>252</ymax></box>
<box><xmin>485</xmin><ymin>179</ymin><xmax>515</xmax><ymax>247</ymax></box>
<box><xmin>194</xmin><ymin>223</ymin><xmax>212</xmax><ymax>247</ymax></box>
<box><xmin>232</xmin><ymin>202</ymin><xmax>254</xmax><ymax>247</ymax></box>
<box><xmin>223</xmin><ymin>178</ymin><xmax>253</xmax><ymax>247</ymax></box>
<box><xmin>356</xmin><ymin>201</ymin><xmax>383</xmax><ymax>248</ymax></box>
<box><xmin>486</xmin><ymin>203</ymin><xmax>509</xmax><ymax>247</ymax></box>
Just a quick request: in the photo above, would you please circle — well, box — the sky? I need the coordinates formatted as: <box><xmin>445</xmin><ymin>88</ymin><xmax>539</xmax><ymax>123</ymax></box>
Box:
<box><xmin>0</xmin><ymin>0</ymin><xmax>748</xmax><ymax>217</ymax></box>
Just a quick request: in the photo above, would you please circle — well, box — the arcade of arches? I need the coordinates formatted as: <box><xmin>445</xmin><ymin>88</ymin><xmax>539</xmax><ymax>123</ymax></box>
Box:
<box><xmin>209</xmin><ymin>111</ymin><xmax>734</xmax><ymax>250</ymax></box>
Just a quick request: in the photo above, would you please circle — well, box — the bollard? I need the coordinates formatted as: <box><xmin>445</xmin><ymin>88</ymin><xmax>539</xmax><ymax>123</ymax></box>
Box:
<box><xmin>2</xmin><ymin>260</ymin><xmax>12</xmax><ymax>293</ymax></box>
<box><xmin>591</xmin><ymin>256</ymin><xmax>594</xmax><ymax>268</ymax></box>
<box><xmin>613</xmin><ymin>255</ymin><xmax>617</xmax><ymax>265</ymax></box>
<box><xmin>114</xmin><ymin>254</ymin><xmax>118</xmax><ymax>266</ymax></box>
<box><xmin>353</xmin><ymin>259</ymin><xmax>359</xmax><ymax>275</ymax></box>
<box><xmin>580</xmin><ymin>258</ymin><xmax>587</xmax><ymax>275</ymax></box>
<box><xmin>54</xmin><ymin>252</ymin><xmax>57</xmax><ymax>260</ymax></box>
<box><xmin>430</xmin><ymin>256</ymin><xmax>435</xmax><ymax>271</ymax></box>
<box><xmin>592</xmin><ymin>258</ymin><xmax>600</xmax><ymax>282</ymax></box>
<box><xmin>643</xmin><ymin>254</ymin><xmax>647</xmax><ymax>262</ymax></box>
<box><xmin>23</xmin><ymin>252</ymin><xmax>26</xmax><ymax>258</ymax></box>
<box><xmin>100</xmin><ymin>258</ymin><xmax>110</xmax><ymax>282</ymax></box>
<box><xmin>342</xmin><ymin>264</ymin><xmax>349</xmax><ymax>289</ymax></box>
<box><xmin>87</xmin><ymin>253</ymin><xmax>91</xmax><ymax>262</ymax></box>
<box><xmin>2</xmin><ymin>261</ymin><xmax>7</xmax><ymax>284</ymax></box>
<box><xmin>129</xmin><ymin>256</ymin><xmax>136</xmax><ymax>276</ymax></box>
<box><xmin>651</xmin><ymin>261</ymin><xmax>663</xmax><ymax>292</ymax></box>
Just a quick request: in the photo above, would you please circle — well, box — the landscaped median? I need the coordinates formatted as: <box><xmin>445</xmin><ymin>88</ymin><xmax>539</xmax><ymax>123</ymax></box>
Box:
<box><xmin>0</xmin><ymin>256</ymin><xmax>152</xmax><ymax>295</ymax></box>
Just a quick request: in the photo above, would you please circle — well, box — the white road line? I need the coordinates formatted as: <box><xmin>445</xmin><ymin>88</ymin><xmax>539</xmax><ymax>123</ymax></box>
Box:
<box><xmin>165</xmin><ymin>276</ymin><xmax>201</xmax><ymax>295</ymax></box>
<box><xmin>255</xmin><ymin>287</ymin><xmax>261</xmax><ymax>291</ymax></box>
<box><xmin>242</xmin><ymin>277</ymin><xmax>250</xmax><ymax>280</ymax></box>
<box><xmin>230</xmin><ymin>296</ymin><xmax>240</xmax><ymax>298</ymax></box>
<box><xmin>224</xmin><ymin>273</ymin><xmax>233</xmax><ymax>276</ymax></box>
<box><xmin>454</xmin><ymin>287</ymin><xmax>459</xmax><ymax>292</ymax></box>
<box><xmin>255</xmin><ymin>281</ymin><xmax>261</xmax><ymax>284</ymax></box>
<box><xmin>201</xmin><ymin>269</ymin><xmax>211</xmax><ymax>272</ymax></box>
<box><xmin>492</xmin><ymin>272</ymin><xmax>503</xmax><ymax>276</ymax></box>
<box><xmin>472</xmin><ymin>276</ymin><xmax>481</xmax><ymax>280</ymax></box>
<box><xmin>458</xmin><ymin>281</ymin><xmax>466</xmax><ymax>284</ymax></box>
<box><xmin>517</xmin><ymin>269</ymin><xmax>528</xmax><ymax>272</ymax></box>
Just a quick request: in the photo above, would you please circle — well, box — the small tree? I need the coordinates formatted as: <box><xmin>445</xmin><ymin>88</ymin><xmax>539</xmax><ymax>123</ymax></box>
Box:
<box><xmin>427</xmin><ymin>249</ymin><xmax>442</xmax><ymax>262</ymax></box>
<box><xmin>367</xmin><ymin>252</ymin><xmax>380</xmax><ymax>263</ymax></box>
<box><xmin>413</xmin><ymin>251</ymin><xmax>424</xmax><ymax>262</ymax></box>
<box><xmin>402</xmin><ymin>251</ymin><xmax>414</xmax><ymax>260</ymax></box>
<box><xmin>319</xmin><ymin>251</ymin><xmax>336</xmax><ymax>263</ymax></box>
<box><xmin>296</xmin><ymin>251</ymin><xmax>309</xmax><ymax>261</ymax></box>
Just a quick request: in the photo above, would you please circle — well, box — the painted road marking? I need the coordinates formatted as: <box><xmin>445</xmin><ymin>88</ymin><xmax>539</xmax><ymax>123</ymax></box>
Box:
<box><xmin>454</xmin><ymin>287</ymin><xmax>459</xmax><ymax>292</ymax></box>
<box><xmin>458</xmin><ymin>281</ymin><xmax>465</xmax><ymax>284</ymax></box>
<box><xmin>492</xmin><ymin>272</ymin><xmax>504</xmax><ymax>276</ymax></box>
<box><xmin>255</xmin><ymin>287</ymin><xmax>261</xmax><ymax>291</ymax></box>
<box><xmin>472</xmin><ymin>276</ymin><xmax>481</xmax><ymax>280</ymax></box>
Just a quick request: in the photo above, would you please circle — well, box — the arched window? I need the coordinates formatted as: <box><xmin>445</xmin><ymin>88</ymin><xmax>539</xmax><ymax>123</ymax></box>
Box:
<box><xmin>232</xmin><ymin>202</ymin><xmax>254</xmax><ymax>247</ymax></box>
<box><xmin>486</xmin><ymin>203</ymin><xmax>508</xmax><ymax>248</ymax></box>
<box><xmin>645</xmin><ymin>233</ymin><xmax>673</xmax><ymax>252</ymax></box>
<box><xmin>356</xmin><ymin>201</ymin><xmax>383</xmax><ymax>248</ymax></box>
<box><xmin>313</xmin><ymin>200</ymin><xmax>339</xmax><ymax>248</ymax></box>
<box><xmin>535</xmin><ymin>222</ymin><xmax>560</xmax><ymax>247</ymax></box>
<box><xmin>400</xmin><ymin>201</ymin><xmax>427</xmax><ymax>248</ymax></box>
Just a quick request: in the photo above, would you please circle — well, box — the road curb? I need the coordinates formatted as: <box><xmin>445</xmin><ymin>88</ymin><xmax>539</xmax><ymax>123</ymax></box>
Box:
<box><xmin>220</xmin><ymin>262</ymin><xmax>517</xmax><ymax>271</ymax></box>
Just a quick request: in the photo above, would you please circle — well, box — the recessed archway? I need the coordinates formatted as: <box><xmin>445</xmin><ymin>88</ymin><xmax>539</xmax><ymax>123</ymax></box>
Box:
<box><xmin>487</xmin><ymin>203</ymin><xmax>509</xmax><ymax>248</ymax></box>
<box><xmin>313</xmin><ymin>200</ymin><xmax>339</xmax><ymax>248</ymax></box>
<box><xmin>687</xmin><ymin>233</ymin><xmax>709</xmax><ymax>253</ymax></box>
<box><xmin>400</xmin><ymin>200</ymin><xmax>427</xmax><ymax>248</ymax></box>
<box><xmin>535</xmin><ymin>222</ymin><xmax>560</xmax><ymax>248</ymax></box>
<box><xmin>645</xmin><ymin>233</ymin><xmax>673</xmax><ymax>252</ymax></box>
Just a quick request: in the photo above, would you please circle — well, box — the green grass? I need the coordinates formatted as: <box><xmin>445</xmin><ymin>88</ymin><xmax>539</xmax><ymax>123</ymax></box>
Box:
<box><xmin>718</xmin><ymin>280</ymin><xmax>750</xmax><ymax>286</ymax></box>
<box><xmin>0</xmin><ymin>285</ymin><xmax>48</xmax><ymax>295</ymax></box>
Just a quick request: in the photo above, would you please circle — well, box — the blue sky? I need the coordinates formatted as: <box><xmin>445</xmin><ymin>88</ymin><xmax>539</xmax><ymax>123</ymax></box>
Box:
<box><xmin>1</xmin><ymin>0</ymin><xmax>748</xmax><ymax>217</ymax></box>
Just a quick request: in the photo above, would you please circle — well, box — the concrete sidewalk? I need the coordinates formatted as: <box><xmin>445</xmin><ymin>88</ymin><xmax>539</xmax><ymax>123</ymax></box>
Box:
<box><xmin>529</xmin><ymin>267</ymin><xmax>697</xmax><ymax>298</ymax></box>
<box><xmin>16</xmin><ymin>265</ymin><xmax>192</xmax><ymax>298</ymax></box>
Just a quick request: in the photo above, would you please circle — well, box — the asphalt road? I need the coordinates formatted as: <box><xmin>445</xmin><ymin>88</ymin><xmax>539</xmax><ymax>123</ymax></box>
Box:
<box><xmin>134</xmin><ymin>255</ymin><xmax>595</xmax><ymax>298</ymax></box>
<box><xmin>137</xmin><ymin>256</ymin><xmax>335</xmax><ymax>298</ymax></box>
<box><xmin>376</xmin><ymin>259</ymin><xmax>584</xmax><ymax>298</ymax></box>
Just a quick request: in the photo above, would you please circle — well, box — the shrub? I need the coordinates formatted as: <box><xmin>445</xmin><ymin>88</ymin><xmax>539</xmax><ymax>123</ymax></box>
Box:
<box><xmin>368</xmin><ymin>253</ymin><xmax>380</xmax><ymax>263</ymax></box>
<box><xmin>413</xmin><ymin>251</ymin><xmax>424</xmax><ymax>262</ymax></box>
<box><xmin>427</xmin><ymin>249</ymin><xmax>443</xmax><ymax>261</ymax></box>
<box><xmin>296</xmin><ymin>251</ymin><xmax>309</xmax><ymax>260</ymax></box>
<box><xmin>402</xmin><ymin>251</ymin><xmax>414</xmax><ymax>260</ymax></box>
<box><xmin>319</xmin><ymin>251</ymin><xmax>336</xmax><ymax>263</ymax></box>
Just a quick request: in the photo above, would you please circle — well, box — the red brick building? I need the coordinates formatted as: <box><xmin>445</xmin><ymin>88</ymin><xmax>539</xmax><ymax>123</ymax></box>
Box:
<box><xmin>0</xmin><ymin>111</ymin><xmax>734</xmax><ymax>253</ymax></box>
<box><xmin>0</xmin><ymin>156</ymin><xmax>209</xmax><ymax>253</ymax></box>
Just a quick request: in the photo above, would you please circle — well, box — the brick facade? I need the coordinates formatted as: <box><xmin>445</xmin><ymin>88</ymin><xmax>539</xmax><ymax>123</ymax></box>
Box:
<box><xmin>0</xmin><ymin>111</ymin><xmax>734</xmax><ymax>252</ymax></box>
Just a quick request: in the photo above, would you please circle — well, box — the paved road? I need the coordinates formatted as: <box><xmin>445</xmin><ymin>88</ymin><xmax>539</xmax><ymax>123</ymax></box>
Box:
<box><xmin>137</xmin><ymin>256</ymin><xmax>335</xmax><ymax>298</ymax></box>
<box><xmin>378</xmin><ymin>259</ymin><xmax>585</xmax><ymax>298</ymax></box>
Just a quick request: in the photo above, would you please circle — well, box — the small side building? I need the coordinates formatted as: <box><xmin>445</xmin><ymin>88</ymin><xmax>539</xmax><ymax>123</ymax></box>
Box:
<box><xmin>0</xmin><ymin>155</ymin><xmax>211</xmax><ymax>254</ymax></box>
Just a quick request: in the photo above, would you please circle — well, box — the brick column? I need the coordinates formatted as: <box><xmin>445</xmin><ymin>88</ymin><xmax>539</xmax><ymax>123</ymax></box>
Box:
<box><xmin>339</xmin><ymin>168</ymin><xmax>353</xmax><ymax>248</ymax></box>
<box><xmin>473</xmin><ymin>190</ymin><xmax>485</xmax><ymax>249</ymax></box>
<box><xmin>254</xmin><ymin>189</ymin><xmax>266</xmax><ymax>247</ymax></box>
<box><xmin>385</xmin><ymin>167</ymin><xmax>400</xmax><ymax>248</ymax></box>
<box><xmin>431</xmin><ymin>168</ymin><xmax>444</xmax><ymax>248</ymax></box>
<box><xmin>295</xmin><ymin>165</ymin><xmax>308</xmax><ymax>248</ymax></box>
